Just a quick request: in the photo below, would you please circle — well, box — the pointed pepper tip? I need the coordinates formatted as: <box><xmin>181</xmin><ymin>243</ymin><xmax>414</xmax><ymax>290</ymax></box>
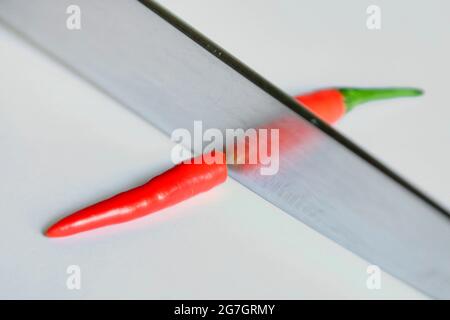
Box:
<box><xmin>45</xmin><ymin>223</ymin><xmax>66</xmax><ymax>238</ymax></box>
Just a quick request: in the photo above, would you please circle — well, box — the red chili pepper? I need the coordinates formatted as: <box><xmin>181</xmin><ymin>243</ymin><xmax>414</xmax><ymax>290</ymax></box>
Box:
<box><xmin>46</xmin><ymin>87</ymin><xmax>422</xmax><ymax>237</ymax></box>
<box><xmin>295</xmin><ymin>87</ymin><xmax>423</xmax><ymax>124</ymax></box>
<box><xmin>46</xmin><ymin>151</ymin><xmax>228</xmax><ymax>237</ymax></box>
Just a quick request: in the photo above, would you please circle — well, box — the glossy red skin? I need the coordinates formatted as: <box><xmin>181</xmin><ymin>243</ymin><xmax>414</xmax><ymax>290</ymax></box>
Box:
<box><xmin>295</xmin><ymin>89</ymin><xmax>346</xmax><ymax>124</ymax></box>
<box><xmin>46</xmin><ymin>152</ymin><xmax>228</xmax><ymax>237</ymax></box>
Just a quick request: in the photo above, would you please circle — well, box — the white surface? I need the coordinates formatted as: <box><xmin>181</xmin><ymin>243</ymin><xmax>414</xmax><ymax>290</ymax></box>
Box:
<box><xmin>0</xmin><ymin>20</ymin><xmax>425</xmax><ymax>298</ymax></box>
<box><xmin>157</xmin><ymin>0</ymin><xmax>450</xmax><ymax>210</ymax></box>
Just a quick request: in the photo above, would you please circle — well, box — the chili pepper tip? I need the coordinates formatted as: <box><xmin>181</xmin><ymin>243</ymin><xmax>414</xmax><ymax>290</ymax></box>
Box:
<box><xmin>45</xmin><ymin>224</ymin><xmax>65</xmax><ymax>237</ymax></box>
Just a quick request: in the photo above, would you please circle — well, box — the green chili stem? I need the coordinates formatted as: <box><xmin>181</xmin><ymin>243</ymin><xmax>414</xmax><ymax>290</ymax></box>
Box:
<box><xmin>339</xmin><ymin>87</ymin><xmax>423</xmax><ymax>112</ymax></box>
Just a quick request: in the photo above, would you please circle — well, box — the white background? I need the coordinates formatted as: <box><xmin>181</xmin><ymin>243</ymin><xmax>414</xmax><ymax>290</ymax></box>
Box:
<box><xmin>1</xmin><ymin>0</ymin><xmax>449</xmax><ymax>298</ymax></box>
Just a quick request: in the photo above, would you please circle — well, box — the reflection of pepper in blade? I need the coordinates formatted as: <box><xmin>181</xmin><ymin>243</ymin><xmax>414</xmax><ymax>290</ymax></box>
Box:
<box><xmin>295</xmin><ymin>87</ymin><xmax>423</xmax><ymax>124</ymax></box>
<box><xmin>227</xmin><ymin>116</ymin><xmax>314</xmax><ymax>174</ymax></box>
